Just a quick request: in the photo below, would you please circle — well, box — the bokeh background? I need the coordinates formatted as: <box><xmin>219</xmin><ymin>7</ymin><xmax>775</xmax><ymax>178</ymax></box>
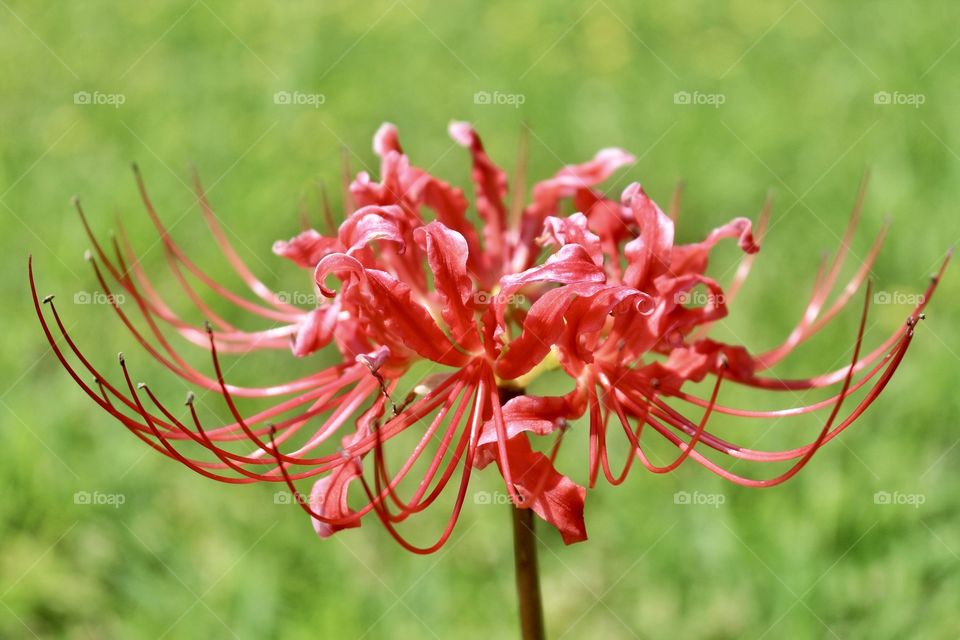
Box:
<box><xmin>2</xmin><ymin>1</ymin><xmax>959</xmax><ymax>638</ymax></box>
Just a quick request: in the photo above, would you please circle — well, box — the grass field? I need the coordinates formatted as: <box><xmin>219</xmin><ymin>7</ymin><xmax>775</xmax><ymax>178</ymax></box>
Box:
<box><xmin>2</xmin><ymin>1</ymin><xmax>959</xmax><ymax>638</ymax></box>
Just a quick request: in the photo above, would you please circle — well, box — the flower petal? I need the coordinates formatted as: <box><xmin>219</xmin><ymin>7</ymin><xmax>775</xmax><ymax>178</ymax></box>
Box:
<box><xmin>273</xmin><ymin>229</ymin><xmax>340</xmax><ymax>269</ymax></box>
<box><xmin>291</xmin><ymin>303</ymin><xmax>339</xmax><ymax>357</ymax></box>
<box><xmin>449</xmin><ymin>121</ymin><xmax>509</xmax><ymax>264</ymax></box>
<box><xmin>479</xmin><ymin>434</ymin><xmax>587</xmax><ymax>545</ymax></box>
<box><xmin>413</xmin><ymin>222</ymin><xmax>480</xmax><ymax>350</ymax></box>
<box><xmin>622</xmin><ymin>183</ymin><xmax>675</xmax><ymax>289</ymax></box>
<box><xmin>310</xmin><ymin>461</ymin><xmax>362</xmax><ymax>538</ymax></box>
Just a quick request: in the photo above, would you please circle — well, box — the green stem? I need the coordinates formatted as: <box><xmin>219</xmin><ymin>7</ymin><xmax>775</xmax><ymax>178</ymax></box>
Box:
<box><xmin>512</xmin><ymin>504</ymin><xmax>546</xmax><ymax>640</ymax></box>
<box><xmin>499</xmin><ymin>385</ymin><xmax>545</xmax><ymax>640</ymax></box>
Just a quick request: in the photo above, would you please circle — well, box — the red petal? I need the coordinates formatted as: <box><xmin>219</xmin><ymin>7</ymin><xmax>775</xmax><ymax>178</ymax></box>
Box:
<box><xmin>315</xmin><ymin>254</ymin><xmax>470</xmax><ymax>367</ymax></box>
<box><xmin>273</xmin><ymin>229</ymin><xmax>340</xmax><ymax>269</ymax></box>
<box><xmin>338</xmin><ymin>205</ymin><xmax>406</xmax><ymax>254</ymax></box>
<box><xmin>622</xmin><ymin>183</ymin><xmax>675</xmax><ymax>289</ymax></box>
<box><xmin>310</xmin><ymin>461</ymin><xmax>362</xmax><ymax>538</ymax></box>
<box><xmin>484</xmin><ymin>434</ymin><xmax>587</xmax><ymax>545</ymax></box>
<box><xmin>373</xmin><ymin>122</ymin><xmax>403</xmax><ymax>156</ymax></box>
<box><xmin>539</xmin><ymin>212</ymin><xmax>604</xmax><ymax>266</ymax></box>
<box><xmin>291</xmin><ymin>303</ymin><xmax>339</xmax><ymax>357</ymax></box>
<box><xmin>449</xmin><ymin>122</ymin><xmax>509</xmax><ymax>264</ymax></box>
<box><xmin>413</xmin><ymin>222</ymin><xmax>480</xmax><ymax>350</ymax></box>
<box><xmin>496</xmin><ymin>282</ymin><xmax>605</xmax><ymax>380</ymax></box>
<box><xmin>670</xmin><ymin>217</ymin><xmax>760</xmax><ymax>278</ymax></box>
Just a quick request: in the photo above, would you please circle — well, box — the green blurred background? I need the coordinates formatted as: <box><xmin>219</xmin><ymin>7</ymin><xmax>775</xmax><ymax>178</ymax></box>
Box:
<box><xmin>2</xmin><ymin>1</ymin><xmax>959</xmax><ymax>638</ymax></box>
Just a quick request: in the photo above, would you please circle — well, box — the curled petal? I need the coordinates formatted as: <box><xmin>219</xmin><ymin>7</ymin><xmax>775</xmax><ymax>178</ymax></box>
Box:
<box><xmin>338</xmin><ymin>205</ymin><xmax>406</xmax><ymax>254</ymax></box>
<box><xmin>532</xmin><ymin>148</ymin><xmax>636</xmax><ymax>205</ymax></box>
<box><xmin>291</xmin><ymin>303</ymin><xmax>339</xmax><ymax>357</ymax></box>
<box><xmin>539</xmin><ymin>212</ymin><xmax>604</xmax><ymax>266</ymax></box>
<box><xmin>414</xmin><ymin>222</ymin><xmax>479</xmax><ymax>349</ymax></box>
<box><xmin>273</xmin><ymin>230</ymin><xmax>340</xmax><ymax>269</ymax></box>
<box><xmin>497</xmin><ymin>282</ymin><xmax>606</xmax><ymax>380</ymax></box>
<box><xmin>515</xmin><ymin>148</ymin><xmax>635</xmax><ymax>269</ymax></box>
<box><xmin>671</xmin><ymin>216</ymin><xmax>760</xmax><ymax>276</ymax></box>
<box><xmin>477</xmin><ymin>393</ymin><xmax>579</xmax><ymax>462</ymax></box>
<box><xmin>477</xmin><ymin>434</ymin><xmax>587</xmax><ymax>545</ymax></box>
<box><xmin>315</xmin><ymin>253</ymin><xmax>366</xmax><ymax>297</ymax></box>
<box><xmin>622</xmin><ymin>183</ymin><xmax>675</xmax><ymax>288</ymax></box>
<box><xmin>373</xmin><ymin>122</ymin><xmax>402</xmax><ymax>156</ymax></box>
<box><xmin>449</xmin><ymin>121</ymin><xmax>509</xmax><ymax>264</ymax></box>
<box><xmin>310</xmin><ymin>460</ymin><xmax>363</xmax><ymax>538</ymax></box>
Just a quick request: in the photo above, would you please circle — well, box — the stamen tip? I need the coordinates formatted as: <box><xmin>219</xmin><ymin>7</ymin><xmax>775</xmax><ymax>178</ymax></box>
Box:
<box><xmin>136</xmin><ymin>382</ymin><xmax>146</xmax><ymax>390</ymax></box>
<box><xmin>42</xmin><ymin>294</ymin><xmax>55</xmax><ymax>304</ymax></box>
<box><xmin>118</xmin><ymin>352</ymin><xmax>125</xmax><ymax>365</ymax></box>
<box><xmin>185</xmin><ymin>391</ymin><xmax>195</xmax><ymax>406</ymax></box>
<box><xmin>83</xmin><ymin>249</ymin><xmax>93</xmax><ymax>262</ymax></box>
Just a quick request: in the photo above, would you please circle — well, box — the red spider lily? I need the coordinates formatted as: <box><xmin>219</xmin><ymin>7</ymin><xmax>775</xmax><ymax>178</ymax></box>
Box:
<box><xmin>31</xmin><ymin>122</ymin><xmax>947</xmax><ymax>553</ymax></box>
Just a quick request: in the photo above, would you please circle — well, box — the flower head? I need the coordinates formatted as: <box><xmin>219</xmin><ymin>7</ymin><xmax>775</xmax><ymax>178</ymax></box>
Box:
<box><xmin>32</xmin><ymin>123</ymin><xmax>947</xmax><ymax>552</ymax></box>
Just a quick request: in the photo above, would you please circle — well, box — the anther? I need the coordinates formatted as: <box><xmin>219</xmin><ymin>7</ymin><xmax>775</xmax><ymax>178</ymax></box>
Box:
<box><xmin>42</xmin><ymin>294</ymin><xmax>55</xmax><ymax>304</ymax></box>
<box><xmin>184</xmin><ymin>391</ymin><xmax>196</xmax><ymax>406</ymax></box>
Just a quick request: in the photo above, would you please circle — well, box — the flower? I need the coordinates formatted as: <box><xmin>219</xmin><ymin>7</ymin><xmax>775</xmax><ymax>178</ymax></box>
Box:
<box><xmin>31</xmin><ymin>123</ymin><xmax>947</xmax><ymax>553</ymax></box>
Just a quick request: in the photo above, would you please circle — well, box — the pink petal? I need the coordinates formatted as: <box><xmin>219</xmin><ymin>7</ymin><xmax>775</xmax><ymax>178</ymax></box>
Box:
<box><xmin>291</xmin><ymin>303</ymin><xmax>339</xmax><ymax>357</ymax></box>
<box><xmin>449</xmin><ymin>121</ymin><xmax>509</xmax><ymax>264</ymax></box>
<box><xmin>338</xmin><ymin>205</ymin><xmax>406</xmax><ymax>255</ymax></box>
<box><xmin>310</xmin><ymin>461</ymin><xmax>362</xmax><ymax>538</ymax></box>
<box><xmin>273</xmin><ymin>229</ymin><xmax>341</xmax><ymax>269</ymax></box>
